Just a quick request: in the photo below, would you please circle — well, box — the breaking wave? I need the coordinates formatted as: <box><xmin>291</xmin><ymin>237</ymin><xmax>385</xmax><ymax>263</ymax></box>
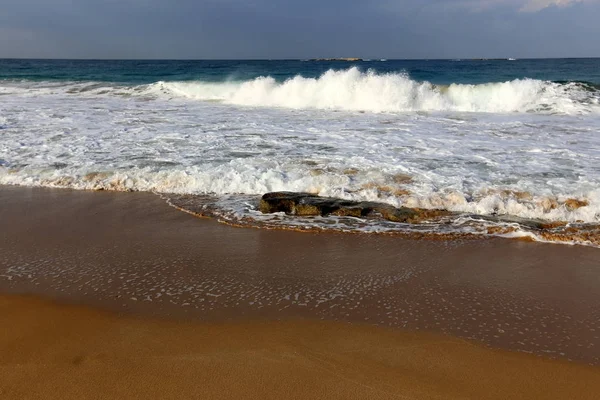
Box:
<box><xmin>152</xmin><ymin>67</ymin><xmax>600</xmax><ymax>114</ymax></box>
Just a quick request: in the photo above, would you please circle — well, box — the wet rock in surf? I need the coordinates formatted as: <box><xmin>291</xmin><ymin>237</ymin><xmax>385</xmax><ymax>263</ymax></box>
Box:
<box><xmin>259</xmin><ymin>192</ymin><xmax>452</xmax><ymax>223</ymax></box>
<box><xmin>564</xmin><ymin>198</ymin><xmax>589</xmax><ymax>211</ymax></box>
<box><xmin>361</xmin><ymin>183</ymin><xmax>411</xmax><ymax>197</ymax></box>
<box><xmin>391</xmin><ymin>173</ymin><xmax>413</xmax><ymax>185</ymax></box>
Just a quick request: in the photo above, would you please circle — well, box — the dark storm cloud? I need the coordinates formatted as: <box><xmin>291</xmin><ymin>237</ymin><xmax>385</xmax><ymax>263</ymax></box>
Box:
<box><xmin>0</xmin><ymin>0</ymin><xmax>598</xmax><ymax>58</ymax></box>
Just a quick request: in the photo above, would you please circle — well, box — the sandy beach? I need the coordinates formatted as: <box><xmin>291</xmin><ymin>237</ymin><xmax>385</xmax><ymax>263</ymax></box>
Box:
<box><xmin>1</xmin><ymin>186</ymin><xmax>600</xmax><ymax>398</ymax></box>
<box><xmin>3</xmin><ymin>294</ymin><xmax>600</xmax><ymax>400</ymax></box>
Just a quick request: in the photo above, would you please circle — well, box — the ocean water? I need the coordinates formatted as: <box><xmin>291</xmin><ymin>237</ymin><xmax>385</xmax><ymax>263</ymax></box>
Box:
<box><xmin>1</xmin><ymin>59</ymin><xmax>599</xmax><ymax>245</ymax></box>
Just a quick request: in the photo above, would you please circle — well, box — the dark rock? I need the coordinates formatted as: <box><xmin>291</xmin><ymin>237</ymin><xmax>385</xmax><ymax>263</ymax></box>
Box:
<box><xmin>259</xmin><ymin>192</ymin><xmax>452</xmax><ymax>223</ymax></box>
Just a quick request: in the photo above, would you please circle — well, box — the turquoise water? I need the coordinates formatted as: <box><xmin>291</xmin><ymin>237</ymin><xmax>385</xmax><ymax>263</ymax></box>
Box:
<box><xmin>1</xmin><ymin>58</ymin><xmax>600</xmax><ymax>85</ymax></box>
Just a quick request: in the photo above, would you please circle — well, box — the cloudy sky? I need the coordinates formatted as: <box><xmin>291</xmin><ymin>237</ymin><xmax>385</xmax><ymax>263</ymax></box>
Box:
<box><xmin>0</xmin><ymin>0</ymin><xmax>598</xmax><ymax>59</ymax></box>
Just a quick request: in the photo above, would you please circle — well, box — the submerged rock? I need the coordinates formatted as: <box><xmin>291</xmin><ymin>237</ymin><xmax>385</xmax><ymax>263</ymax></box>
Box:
<box><xmin>564</xmin><ymin>198</ymin><xmax>589</xmax><ymax>211</ymax></box>
<box><xmin>259</xmin><ymin>192</ymin><xmax>452</xmax><ymax>223</ymax></box>
<box><xmin>471</xmin><ymin>214</ymin><xmax>567</xmax><ymax>231</ymax></box>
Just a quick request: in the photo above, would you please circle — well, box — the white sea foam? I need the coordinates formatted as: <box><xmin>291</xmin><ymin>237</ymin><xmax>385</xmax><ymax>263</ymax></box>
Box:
<box><xmin>153</xmin><ymin>68</ymin><xmax>600</xmax><ymax>114</ymax></box>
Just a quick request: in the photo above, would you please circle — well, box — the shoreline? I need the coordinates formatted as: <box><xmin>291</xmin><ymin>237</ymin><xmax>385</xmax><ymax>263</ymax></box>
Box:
<box><xmin>1</xmin><ymin>186</ymin><xmax>600</xmax><ymax>365</ymax></box>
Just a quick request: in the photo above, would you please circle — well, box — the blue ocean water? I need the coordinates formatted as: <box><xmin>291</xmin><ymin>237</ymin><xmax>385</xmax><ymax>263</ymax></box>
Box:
<box><xmin>1</xmin><ymin>58</ymin><xmax>600</xmax><ymax>245</ymax></box>
<box><xmin>1</xmin><ymin>58</ymin><xmax>600</xmax><ymax>85</ymax></box>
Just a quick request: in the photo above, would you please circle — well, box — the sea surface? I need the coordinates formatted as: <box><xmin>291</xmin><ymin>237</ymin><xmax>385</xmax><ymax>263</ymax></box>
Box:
<box><xmin>1</xmin><ymin>59</ymin><xmax>599</xmax><ymax>245</ymax></box>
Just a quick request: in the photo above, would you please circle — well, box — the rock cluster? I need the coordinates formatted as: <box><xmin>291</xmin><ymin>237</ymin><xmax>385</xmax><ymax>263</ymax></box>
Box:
<box><xmin>259</xmin><ymin>192</ymin><xmax>451</xmax><ymax>223</ymax></box>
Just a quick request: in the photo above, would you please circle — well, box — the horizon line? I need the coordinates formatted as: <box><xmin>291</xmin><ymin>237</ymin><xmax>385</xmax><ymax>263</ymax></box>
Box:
<box><xmin>1</xmin><ymin>57</ymin><xmax>600</xmax><ymax>62</ymax></box>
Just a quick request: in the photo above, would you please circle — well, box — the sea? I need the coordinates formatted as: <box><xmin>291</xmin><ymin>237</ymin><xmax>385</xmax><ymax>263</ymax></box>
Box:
<box><xmin>1</xmin><ymin>58</ymin><xmax>599</xmax><ymax>245</ymax></box>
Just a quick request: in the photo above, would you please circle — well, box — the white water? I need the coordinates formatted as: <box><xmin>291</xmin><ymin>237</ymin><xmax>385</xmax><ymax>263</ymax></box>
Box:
<box><xmin>154</xmin><ymin>68</ymin><xmax>600</xmax><ymax>114</ymax></box>
<box><xmin>1</xmin><ymin>69</ymin><xmax>600</xmax><ymax>238</ymax></box>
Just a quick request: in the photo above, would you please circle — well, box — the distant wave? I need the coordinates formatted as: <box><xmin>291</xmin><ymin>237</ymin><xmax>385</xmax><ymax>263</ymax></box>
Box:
<box><xmin>151</xmin><ymin>67</ymin><xmax>600</xmax><ymax>114</ymax></box>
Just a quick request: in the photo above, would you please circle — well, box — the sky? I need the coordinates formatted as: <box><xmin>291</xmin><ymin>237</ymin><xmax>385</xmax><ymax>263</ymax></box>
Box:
<box><xmin>0</xmin><ymin>0</ymin><xmax>599</xmax><ymax>59</ymax></box>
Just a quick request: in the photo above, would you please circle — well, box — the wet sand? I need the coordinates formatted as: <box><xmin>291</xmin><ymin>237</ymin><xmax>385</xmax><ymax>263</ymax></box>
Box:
<box><xmin>2</xmin><ymin>294</ymin><xmax>600</xmax><ymax>400</ymax></box>
<box><xmin>1</xmin><ymin>186</ymin><xmax>600</xmax><ymax>398</ymax></box>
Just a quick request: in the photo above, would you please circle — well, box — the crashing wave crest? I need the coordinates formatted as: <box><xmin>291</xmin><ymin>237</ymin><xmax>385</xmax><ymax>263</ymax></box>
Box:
<box><xmin>152</xmin><ymin>67</ymin><xmax>600</xmax><ymax>114</ymax></box>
